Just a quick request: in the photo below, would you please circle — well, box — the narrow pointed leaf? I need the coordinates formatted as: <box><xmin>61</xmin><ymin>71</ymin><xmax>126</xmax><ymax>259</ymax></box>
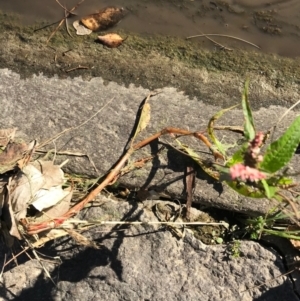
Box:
<box><xmin>175</xmin><ymin>139</ymin><xmax>219</xmax><ymax>180</ymax></box>
<box><xmin>225</xmin><ymin>181</ymin><xmax>266</xmax><ymax>198</ymax></box>
<box><xmin>226</xmin><ymin>143</ymin><xmax>248</xmax><ymax>167</ymax></box>
<box><xmin>132</xmin><ymin>93</ymin><xmax>153</xmax><ymax>144</ymax></box>
<box><xmin>261</xmin><ymin>179</ymin><xmax>276</xmax><ymax>198</ymax></box>
<box><xmin>207</xmin><ymin>104</ymin><xmax>239</xmax><ymax>157</ymax></box>
<box><xmin>242</xmin><ymin>81</ymin><xmax>256</xmax><ymax>140</ymax></box>
<box><xmin>260</xmin><ymin>115</ymin><xmax>300</xmax><ymax>173</ymax></box>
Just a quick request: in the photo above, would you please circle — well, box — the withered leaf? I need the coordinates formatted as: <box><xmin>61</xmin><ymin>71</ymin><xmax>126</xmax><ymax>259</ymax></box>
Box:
<box><xmin>132</xmin><ymin>93</ymin><xmax>152</xmax><ymax>142</ymax></box>
<box><xmin>2</xmin><ymin>183</ymin><xmax>22</xmax><ymax>241</ymax></box>
<box><xmin>73</xmin><ymin>20</ymin><xmax>92</xmax><ymax>35</ymax></box>
<box><xmin>0</xmin><ymin>128</ymin><xmax>17</xmax><ymax>147</ymax></box>
<box><xmin>80</xmin><ymin>6</ymin><xmax>125</xmax><ymax>31</ymax></box>
<box><xmin>0</xmin><ymin>141</ymin><xmax>28</xmax><ymax>174</ymax></box>
<box><xmin>34</xmin><ymin>187</ymin><xmax>72</xmax><ymax>221</ymax></box>
<box><xmin>97</xmin><ymin>33</ymin><xmax>127</xmax><ymax>48</ymax></box>
<box><xmin>32</xmin><ymin>160</ymin><xmax>65</xmax><ymax>189</ymax></box>
<box><xmin>32</xmin><ymin>186</ymin><xmax>70</xmax><ymax>211</ymax></box>
<box><xmin>8</xmin><ymin>164</ymin><xmax>45</xmax><ymax>221</ymax></box>
<box><xmin>66</xmin><ymin>229</ymin><xmax>100</xmax><ymax>249</ymax></box>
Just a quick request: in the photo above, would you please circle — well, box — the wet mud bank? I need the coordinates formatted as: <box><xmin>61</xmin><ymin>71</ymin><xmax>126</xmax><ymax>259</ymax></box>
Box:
<box><xmin>0</xmin><ymin>12</ymin><xmax>300</xmax><ymax>109</ymax></box>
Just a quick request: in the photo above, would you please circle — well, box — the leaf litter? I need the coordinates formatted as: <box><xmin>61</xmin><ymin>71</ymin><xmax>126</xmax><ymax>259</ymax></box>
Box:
<box><xmin>0</xmin><ymin>92</ymin><xmax>225</xmax><ymax>253</ymax></box>
<box><xmin>2</xmin><ymin>85</ymin><xmax>300</xmax><ymax>290</ymax></box>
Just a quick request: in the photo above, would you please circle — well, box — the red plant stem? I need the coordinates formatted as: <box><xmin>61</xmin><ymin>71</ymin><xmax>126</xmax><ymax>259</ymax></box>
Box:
<box><xmin>25</xmin><ymin>127</ymin><xmax>221</xmax><ymax>234</ymax></box>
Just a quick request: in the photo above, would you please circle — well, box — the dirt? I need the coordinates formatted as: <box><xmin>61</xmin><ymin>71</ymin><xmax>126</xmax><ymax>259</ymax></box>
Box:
<box><xmin>0</xmin><ymin>11</ymin><xmax>300</xmax><ymax>110</ymax></box>
<box><xmin>1</xmin><ymin>0</ymin><xmax>300</xmax><ymax>57</ymax></box>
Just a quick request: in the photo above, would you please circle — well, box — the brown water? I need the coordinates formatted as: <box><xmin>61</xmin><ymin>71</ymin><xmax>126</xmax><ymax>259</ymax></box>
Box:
<box><xmin>0</xmin><ymin>0</ymin><xmax>300</xmax><ymax>57</ymax></box>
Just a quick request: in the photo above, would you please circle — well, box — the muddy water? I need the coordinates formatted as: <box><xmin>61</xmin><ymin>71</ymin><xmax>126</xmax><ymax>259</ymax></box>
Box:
<box><xmin>0</xmin><ymin>0</ymin><xmax>300</xmax><ymax>57</ymax></box>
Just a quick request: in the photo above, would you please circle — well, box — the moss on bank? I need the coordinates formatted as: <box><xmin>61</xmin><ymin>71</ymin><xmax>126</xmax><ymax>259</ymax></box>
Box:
<box><xmin>0</xmin><ymin>11</ymin><xmax>299</xmax><ymax>109</ymax></box>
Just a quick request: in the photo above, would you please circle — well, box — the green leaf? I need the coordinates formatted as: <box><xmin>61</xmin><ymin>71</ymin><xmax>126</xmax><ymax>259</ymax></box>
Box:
<box><xmin>266</xmin><ymin>176</ymin><xmax>293</xmax><ymax>187</ymax></box>
<box><xmin>226</xmin><ymin>143</ymin><xmax>248</xmax><ymax>167</ymax></box>
<box><xmin>261</xmin><ymin>179</ymin><xmax>277</xmax><ymax>198</ymax></box>
<box><xmin>242</xmin><ymin>81</ymin><xmax>256</xmax><ymax>141</ymax></box>
<box><xmin>174</xmin><ymin>139</ymin><xmax>219</xmax><ymax>180</ymax></box>
<box><xmin>225</xmin><ymin>180</ymin><xmax>266</xmax><ymax>198</ymax></box>
<box><xmin>260</xmin><ymin>115</ymin><xmax>300</xmax><ymax>173</ymax></box>
<box><xmin>132</xmin><ymin>95</ymin><xmax>151</xmax><ymax>142</ymax></box>
<box><xmin>207</xmin><ymin>104</ymin><xmax>239</xmax><ymax>157</ymax></box>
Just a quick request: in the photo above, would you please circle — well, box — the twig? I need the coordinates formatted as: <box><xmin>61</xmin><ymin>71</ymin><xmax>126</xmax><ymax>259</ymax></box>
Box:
<box><xmin>277</xmin><ymin>191</ymin><xmax>300</xmax><ymax>220</ymax></box>
<box><xmin>34</xmin><ymin>20</ymin><xmax>61</xmax><ymax>33</ymax></box>
<box><xmin>0</xmin><ymin>254</ymin><xmax>6</xmax><ymax>277</ymax></box>
<box><xmin>25</xmin><ymin>123</ymin><xmax>225</xmax><ymax>234</ymax></box>
<box><xmin>36</xmin><ymin>149</ymin><xmax>98</xmax><ymax>173</ymax></box>
<box><xmin>62</xmin><ymin>127</ymin><xmax>223</xmax><ymax>217</ymax></box>
<box><xmin>186</xmin><ymin>34</ymin><xmax>260</xmax><ymax>49</ymax></box>
<box><xmin>65</xmin><ymin>65</ymin><xmax>90</xmax><ymax>73</ymax></box>
<box><xmin>269</xmin><ymin>99</ymin><xmax>300</xmax><ymax>143</ymax></box>
<box><xmin>64</xmin><ymin>4</ymin><xmax>73</xmax><ymax>37</ymax></box>
<box><xmin>62</xmin><ymin>49</ymin><xmax>72</xmax><ymax>56</ymax></box>
<box><xmin>46</xmin><ymin>18</ymin><xmax>66</xmax><ymax>44</ymax></box>
<box><xmin>240</xmin><ymin>269</ymin><xmax>294</xmax><ymax>293</ymax></box>
<box><xmin>3</xmin><ymin>248</ymin><xmax>29</xmax><ymax>268</ymax></box>
<box><xmin>47</xmin><ymin>0</ymin><xmax>85</xmax><ymax>44</ymax></box>
<box><xmin>185</xmin><ymin>165</ymin><xmax>196</xmax><ymax>220</ymax></box>
<box><xmin>37</xmin><ymin>97</ymin><xmax>115</xmax><ymax>149</ymax></box>
<box><xmin>88</xmin><ymin>221</ymin><xmax>228</xmax><ymax>226</ymax></box>
<box><xmin>213</xmin><ymin>125</ymin><xmax>244</xmax><ymax>134</ymax></box>
<box><xmin>203</xmin><ymin>34</ymin><xmax>232</xmax><ymax>51</ymax></box>
<box><xmin>56</xmin><ymin>0</ymin><xmax>78</xmax><ymax>16</ymax></box>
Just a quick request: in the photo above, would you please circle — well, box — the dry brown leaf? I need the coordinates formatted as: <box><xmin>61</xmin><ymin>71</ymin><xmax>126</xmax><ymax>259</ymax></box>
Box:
<box><xmin>0</xmin><ymin>182</ymin><xmax>19</xmax><ymax>246</ymax></box>
<box><xmin>66</xmin><ymin>229</ymin><xmax>100</xmax><ymax>249</ymax></box>
<box><xmin>32</xmin><ymin>161</ymin><xmax>65</xmax><ymax>189</ymax></box>
<box><xmin>2</xmin><ymin>184</ymin><xmax>22</xmax><ymax>242</ymax></box>
<box><xmin>0</xmin><ymin>141</ymin><xmax>28</xmax><ymax>173</ymax></box>
<box><xmin>0</xmin><ymin>128</ymin><xmax>17</xmax><ymax>147</ymax></box>
<box><xmin>80</xmin><ymin>6</ymin><xmax>125</xmax><ymax>31</ymax></box>
<box><xmin>8</xmin><ymin>165</ymin><xmax>45</xmax><ymax>221</ymax></box>
<box><xmin>32</xmin><ymin>228</ymin><xmax>69</xmax><ymax>248</ymax></box>
<box><xmin>137</xmin><ymin>102</ymin><xmax>150</xmax><ymax>134</ymax></box>
<box><xmin>32</xmin><ymin>187</ymin><xmax>70</xmax><ymax>211</ymax></box>
<box><xmin>33</xmin><ymin>187</ymin><xmax>72</xmax><ymax>222</ymax></box>
<box><xmin>132</xmin><ymin>94</ymin><xmax>151</xmax><ymax>142</ymax></box>
<box><xmin>97</xmin><ymin>33</ymin><xmax>127</xmax><ymax>48</ymax></box>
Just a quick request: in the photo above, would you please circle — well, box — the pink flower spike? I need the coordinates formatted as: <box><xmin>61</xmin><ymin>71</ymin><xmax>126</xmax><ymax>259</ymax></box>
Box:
<box><xmin>250</xmin><ymin>132</ymin><xmax>264</xmax><ymax>149</ymax></box>
<box><xmin>230</xmin><ymin>163</ymin><xmax>266</xmax><ymax>182</ymax></box>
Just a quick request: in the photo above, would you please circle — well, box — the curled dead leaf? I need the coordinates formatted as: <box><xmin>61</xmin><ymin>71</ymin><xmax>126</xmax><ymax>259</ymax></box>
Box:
<box><xmin>73</xmin><ymin>20</ymin><xmax>92</xmax><ymax>36</ymax></box>
<box><xmin>0</xmin><ymin>141</ymin><xmax>29</xmax><ymax>173</ymax></box>
<box><xmin>0</xmin><ymin>128</ymin><xmax>17</xmax><ymax>147</ymax></box>
<box><xmin>80</xmin><ymin>6</ymin><xmax>125</xmax><ymax>31</ymax></box>
<box><xmin>97</xmin><ymin>33</ymin><xmax>127</xmax><ymax>48</ymax></box>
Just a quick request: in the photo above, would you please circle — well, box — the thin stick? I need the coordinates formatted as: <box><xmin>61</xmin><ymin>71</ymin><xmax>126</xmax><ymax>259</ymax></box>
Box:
<box><xmin>213</xmin><ymin>125</ymin><xmax>244</xmax><ymax>134</ymax></box>
<box><xmin>269</xmin><ymin>99</ymin><xmax>300</xmax><ymax>143</ymax></box>
<box><xmin>186</xmin><ymin>34</ymin><xmax>260</xmax><ymax>49</ymax></box>
<box><xmin>37</xmin><ymin>97</ymin><xmax>114</xmax><ymax>149</ymax></box>
<box><xmin>56</xmin><ymin>0</ymin><xmax>77</xmax><ymax>16</ymax></box>
<box><xmin>46</xmin><ymin>18</ymin><xmax>65</xmax><ymax>44</ymax></box>
<box><xmin>0</xmin><ymin>254</ymin><xmax>6</xmax><ymax>277</ymax></box>
<box><xmin>47</xmin><ymin>0</ymin><xmax>85</xmax><ymax>44</ymax></box>
<box><xmin>34</xmin><ymin>20</ymin><xmax>61</xmax><ymax>32</ymax></box>
<box><xmin>240</xmin><ymin>269</ymin><xmax>294</xmax><ymax>293</ymax></box>
<box><xmin>91</xmin><ymin>221</ymin><xmax>227</xmax><ymax>226</ymax></box>
<box><xmin>203</xmin><ymin>34</ymin><xmax>232</xmax><ymax>51</ymax></box>
<box><xmin>276</xmin><ymin>99</ymin><xmax>300</xmax><ymax>125</ymax></box>
<box><xmin>65</xmin><ymin>65</ymin><xmax>89</xmax><ymax>73</ymax></box>
<box><xmin>3</xmin><ymin>247</ymin><xmax>29</xmax><ymax>268</ymax></box>
<box><xmin>64</xmin><ymin>4</ymin><xmax>73</xmax><ymax>37</ymax></box>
